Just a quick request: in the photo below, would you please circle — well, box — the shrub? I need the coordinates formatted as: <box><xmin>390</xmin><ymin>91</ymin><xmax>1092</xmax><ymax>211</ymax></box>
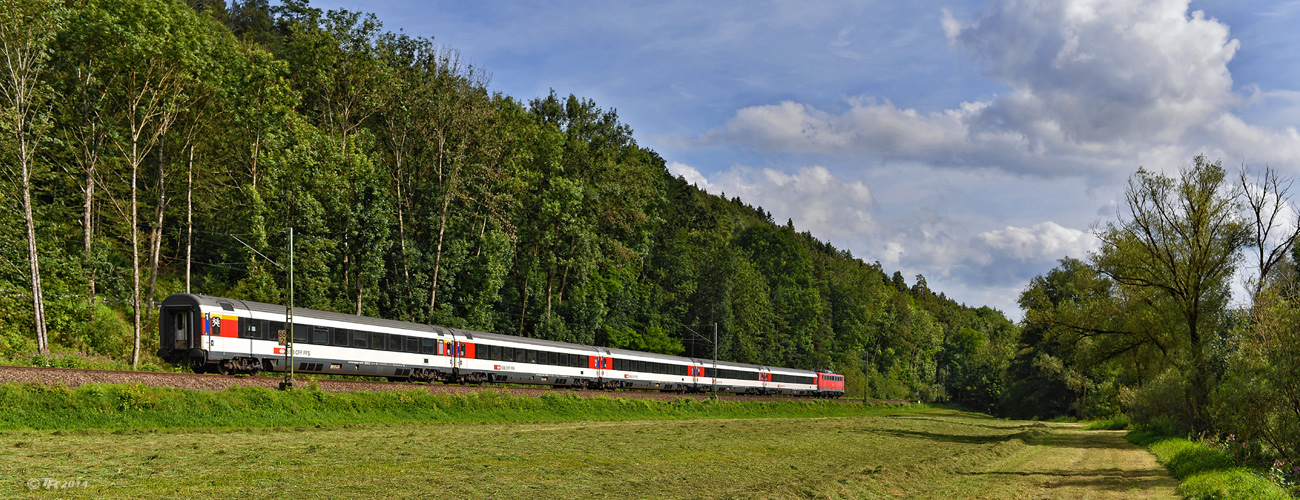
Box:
<box><xmin>1085</xmin><ymin>414</ymin><xmax>1129</xmax><ymax>430</ymax></box>
<box><xmin>1125</xmin><ymin>368</ymin><xmax>1194</xmax><ymax>434</ymax></box>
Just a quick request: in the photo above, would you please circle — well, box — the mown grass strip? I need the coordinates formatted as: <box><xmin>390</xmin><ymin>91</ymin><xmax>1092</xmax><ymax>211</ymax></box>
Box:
<box><xmin>1127</xmin><ymin>432</ymin><xmax>1293</xmax><ymax>500</ymax></box>
<box><xmin>0</xmin><ymin>382</ymin><xmax>907</xmax><ymax>431</ymax></box>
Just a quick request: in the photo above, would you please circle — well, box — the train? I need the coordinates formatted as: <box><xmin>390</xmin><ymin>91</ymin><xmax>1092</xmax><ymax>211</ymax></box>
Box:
<box><xmin>156</xmin><ymin>293</ymin><xmax>846</xmax><ymax>397</ymax></box>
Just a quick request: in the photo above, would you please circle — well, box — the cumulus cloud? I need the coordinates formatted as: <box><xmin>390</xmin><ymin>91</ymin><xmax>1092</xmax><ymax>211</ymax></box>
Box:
<box><xmin>667</xmin><ymin>161</ymin><xmax>713</xmax><ymax>191</ymax></box>
<box><xmin>679</xmin><ymin>163</ymin><xmax>1095</xmax><ymax>292</ymax></box>
<box><xmin>696</xmin><ymin>0</ymin><xmax>1300</xmax><ymax>178</ymax></box>
<box><xmin>977</xmin><ymin>222</ymin><xmax>1099</xmax><ymax>263</ymax></box>
<box><xmin>694</xmin><ymin>164</ymin><xmax>877</xmax><ymax>241</ymax></box>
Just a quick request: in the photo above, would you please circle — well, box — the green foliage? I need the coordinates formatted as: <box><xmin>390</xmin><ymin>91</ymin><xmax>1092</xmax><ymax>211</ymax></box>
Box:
<box><xmin>604</xmin><ymin>323</ymin><xmax>684</xmax><ymax>355</ymax></box>
<box><xmin>1125</xmin><ymin>429</ymin><xmax>1295</xmax><ymax>500</ymax></box>
<box><xmin>1084</xmin><ymin>415</ymin><xmax>1129</xmax><ymax>430</ymax></box>
<box><xmin>1213</xmin><ymin>284</ymin><xmax>1300</xmax><ymax>463</ymax></box>
<box><xmin>1135</xmin><ymin>436</ymin><xmax>1293</xmax><ymax>500</ymax></box>
<box><xmin>0</xmin><ymin>0</ymin><xmax>1017</xmax><ymax>423</ymax></box>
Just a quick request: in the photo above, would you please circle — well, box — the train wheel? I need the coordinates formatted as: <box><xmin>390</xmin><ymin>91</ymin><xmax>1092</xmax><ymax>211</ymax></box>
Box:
<box><xmin>218</xmin><ymin>361</ymin><xmax>232</xmax><ymax>376</ymax></box>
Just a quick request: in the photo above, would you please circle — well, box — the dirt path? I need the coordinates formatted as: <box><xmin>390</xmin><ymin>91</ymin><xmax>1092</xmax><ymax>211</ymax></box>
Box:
<box><xmin>892</xmin><ymin>417</ymin><xmax>1180</xmax><ymax>499</ymax></box>
<box><xmin>1011</xmin><ymin>425</ymin><xmax>1179</xmax><ymax>499</ymax></box>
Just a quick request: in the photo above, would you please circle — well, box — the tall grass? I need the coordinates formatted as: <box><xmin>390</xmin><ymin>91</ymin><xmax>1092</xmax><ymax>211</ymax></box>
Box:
<box><xmin>0</xmin><ymin>382</ymin><xmax>909</xmax><ymax>431</ymax></box>
<box><xmin>1128</xmin><ymin>426</ymin><xmax>1294</xmax><ymax>500</ymax></box>
<box><xmin>0</xmin><ymin>348</ymin><xmax>172</xmax><ymax>372</ymax></box>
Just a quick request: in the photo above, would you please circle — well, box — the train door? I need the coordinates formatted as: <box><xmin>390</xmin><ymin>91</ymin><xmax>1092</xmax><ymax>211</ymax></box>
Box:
<box><xmin>449</xmin><ymin>338</ymin><xmax>463</xmax><ymax>372</ymax></box>
<box><xmin>595</xmin><ymin>348</ymin><xmax>607</xmax><ymax>380</ymax></box>
<box><xmin>237</xmin><ymin>317</ymin><xmax>256</xmax><ymax>358</ymax></box>
<box><xmin>163</xmin><ymin>308</ymin><xmax>193</xmax><ymax>351</ymax></box>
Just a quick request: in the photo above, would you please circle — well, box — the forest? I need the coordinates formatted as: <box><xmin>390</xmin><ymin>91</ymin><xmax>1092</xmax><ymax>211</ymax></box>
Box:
<box><xmin>0</xmin><ymin>0</ymin><xmax>1016</xmax><ymax>408</ymax></box>
<box><xmin>3</xmin><ymin>0</ymin><xmax>1296</xmax><ymax>467</ymax></box>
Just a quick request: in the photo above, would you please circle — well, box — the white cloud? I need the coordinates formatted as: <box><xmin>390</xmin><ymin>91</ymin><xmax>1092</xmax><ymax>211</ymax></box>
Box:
<box><xmin>680</xmin><ymin>163</ymin><xmax>1096</xmax><ymax>315</ymax></box>
<box><xmin>667</xmin><ymin>161</ymin><xmax>713</xmax><ymax>191</ymax></box>
<box><xmin>978</xmin><ymin>222</ymin><xmax>1099</xmax><ymax>263</ymax></box>
<box><xmin>696</xmin><ymin>0</ymin><xmax>1300</xmax><ymax>179</ymax></box>
<box><xmin>700</xmin><ymin>164</ymin><xmax>876</xmax><ymax>241</ymax></box>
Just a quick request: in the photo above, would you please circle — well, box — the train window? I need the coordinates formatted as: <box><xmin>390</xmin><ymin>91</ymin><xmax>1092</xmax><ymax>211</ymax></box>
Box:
<box><xmin>372</xmin><ymin>333</ymin><xmax>386</xmax><ymax>350</ymax></box>
<box><xmin>351</xmin><ymin>331</ymin><xmax>368</xmax><ymax>348</ymax></box>
<box><xmin>389</xmin><ymin>334</ymin><xmax>403</xmax><ymax>351</ymax></box>
<box><xmin>268</xmin><ymin>321</ymin><xmax>284</xmax><ymax>343</ymax></box>
<box><xmin>635</xmin><ymin>360</ymin><xmax>644</xmax><ymax>373</ymax></box>
<box><xmin>525</xmin><ymin>350</ymin><xmax>537</xmax><ymax>364</ymax></box>
<box><xmin>404</xmin><ymin>337</ymin><xmax>418</xmax><ymax>353</ymax></box>
<box><xmin>292</xmin><ymin>324</ymin><xmax>308</xmax><ymax>343</ymax></box>
<box><xmin>333</xmin><ymin>328</ymin><xmax>349</xmax><ymax>346</ymax></box>
<box><xmin>488</xmin><ymin>345</ymin><xmax>500</xmax><ymax>360</ymax></box>
<box><xmin>515</xmin><ymin>348</ymin><xmax>526</xmax><ymax>363</ymax></box>
<box><xmin>312</xmin><ymin>326</ymin><xmax>329</xmax><ymax>345</ymax></box>
<box><xmin>421</xmin><ymin>338</ymin><xmax>434</xmax><ymax>354</ymax></box>
<box><xmin>546</xmin><ymin>351</ymin><xmax>556</xmax><ymax>365</ymax></box>
<box><xmin>243</xmin><ymin>319</ymin><xmax>261</xmax><ymax>340</ymax></box>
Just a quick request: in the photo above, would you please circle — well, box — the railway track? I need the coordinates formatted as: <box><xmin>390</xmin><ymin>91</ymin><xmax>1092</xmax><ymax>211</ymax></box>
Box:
<box><xmin>0</xmin><ymin>365</ymin><xmax>912</xmax><ymax>404</ymax></box>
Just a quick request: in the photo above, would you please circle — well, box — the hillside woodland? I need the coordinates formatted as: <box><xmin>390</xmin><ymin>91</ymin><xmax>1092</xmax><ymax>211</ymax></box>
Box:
<box><xmin>0</xmin><ymin>0</ymin><xmax>1015</xmax><ymax>409</ymax></box>
<box><xmin>2</xmin><ymin>0</ymin><xmax>1295</xmax><ymax>466</ymax></box>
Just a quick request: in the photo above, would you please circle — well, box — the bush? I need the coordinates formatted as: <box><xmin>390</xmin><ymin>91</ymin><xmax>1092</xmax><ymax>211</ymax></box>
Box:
<box><xmin>80</xmin><ymin>303</ymin><xmax>133</xmax><ymax>359</ymax></box>
<box><xmin>1124</xmin><ymin>368</ymin><xmax>1194</xmax><ymax>435</ymax></box>
<box><xmin>1085</xmin><ymin>414</ymin><xmax>1129</xmax><ymax>430</ymax></box>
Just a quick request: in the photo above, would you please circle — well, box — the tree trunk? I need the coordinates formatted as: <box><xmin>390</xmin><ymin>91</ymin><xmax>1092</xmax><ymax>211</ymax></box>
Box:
<box><xmin>186</xmin><ymin>143</ymin><xmax>193</xmax><ymax>293</ymax></box>
<box><xmin>22</xmin><ymin>143</ymin><xmax>47</xmax><ymax>354</ymax></box>
<box><xmin>83</xmin><ymin>156</ymin><xmax>96</xmax><ymax>302</ymax></box>
<box><xmin>557</xmin><ymin>236</ymin><xmax>576</xmax><ymax>305</ymax></box>
<box><xmin>429</xmin><ymin>193</ymin><xmax>451</xmax><ymax>311</ymax></box>
<box><xmin>147</xmin><ymin>130</ymin><xmax>167</xmax><ymax>305</ymax></box>
<box><xmin>131</xmin><ymin>139</ymin><xmax>142</xmax><ymax>369</ymax></box>
<box><xmin>518</xmin><ymin>248</ymin><xmax>535</xmax><ymax>335</ymax></box>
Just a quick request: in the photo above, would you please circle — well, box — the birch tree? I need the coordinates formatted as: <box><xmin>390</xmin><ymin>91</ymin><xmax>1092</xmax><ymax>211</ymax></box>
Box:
<box><xmin>0</xmin><ymin>0</ymin><xmax>65</xmax><ymax>354</ymax></box>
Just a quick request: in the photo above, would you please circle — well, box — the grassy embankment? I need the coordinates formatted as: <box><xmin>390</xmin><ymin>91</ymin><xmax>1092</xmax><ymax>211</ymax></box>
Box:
<box><xmin>0</xmin><ymin>382</ymin><xmax>1181</xmax><ymax>499</ymax></box>
<box><xmin>0</xmin><ymin>382</ymin><xmax>896</xmax><ymax>430</ymax></box>
<box><xmin>1126</xmin><ymin>428</ymin><xmax>1294</xmax><ymax>500</ymax></box>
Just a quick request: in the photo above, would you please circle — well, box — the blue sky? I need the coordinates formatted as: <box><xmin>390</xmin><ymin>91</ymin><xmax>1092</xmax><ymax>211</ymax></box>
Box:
<box><xmin>315</xmin><ymin>0</ymin><xmax>1300</xmax><ymax>318</ymax></box>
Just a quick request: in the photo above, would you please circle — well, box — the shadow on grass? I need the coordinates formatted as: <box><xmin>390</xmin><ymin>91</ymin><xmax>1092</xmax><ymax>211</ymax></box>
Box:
<box><xmin>868</xmin><ymin>425</ymin><xmax>1137</xmax><ymax>452</ymax></box>
<box><xmin>961</xmin><ymin>467</ymin><xmax>1179</xmax><ymax>492</ymax></box>
<box><xmin>883</xmin><ymin>413</ymin><xmax>1040</xmax><ymax>430</ymax></box>
<box><xmin>869</xmin><ymin>428</ymin><xmax>1044</xmax><ymax>445</ymax></box>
